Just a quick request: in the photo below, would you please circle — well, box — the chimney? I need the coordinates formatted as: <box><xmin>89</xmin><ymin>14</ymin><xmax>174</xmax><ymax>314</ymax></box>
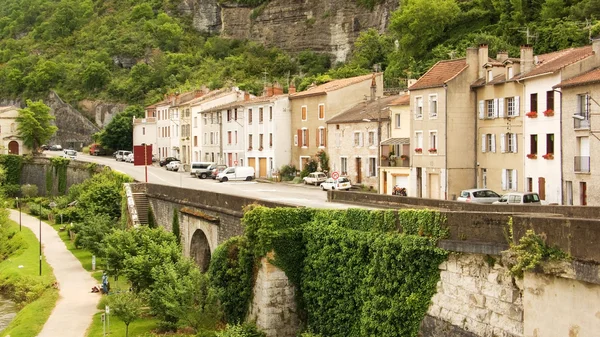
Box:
<box><xmin>267</xmin><ymin>84</ymin><xmax>274</xmax><ymax>97</ymax></box>
<box><xmin>288</xmin><ymin>83</ymin><xmax>296</xmax><ymax>94</ymax></box>
<box><xmin>273</xmin><ymin>82</ymin><xmax>284</xmax><ymax>95</ymax></box>
<box><xmin>520</xmin><ymin>45</ymin><xmax>534</xmax><ymax>74</ymax></box>
<box><xmin>497</xmin><ymin>51</ymin><xmax>509</xmax><ymax>62</ymax></box>
<box><xmin>466</xmin><ymin>47</ymin><xmax>479</xmax><ymax>80</ymax></box>
<box><xmin>407</xmin><ymin>79</ymin><xmax>417</xmax><ymax>88</ymax></box>
<box><xmin>593</xmin><ymin>37</ymin><xmax>600</xmax><ymax>62</ymax></box>
<box><xmin>244</xmin><ymin>92</ymin><xmax>250</xmax><ymax>101</ymax></box>
<box><xmin>370</xmin><ymin>73</ymin><xmax>376</xmax><ymax>101</ymax></box>
<box><xmin>478</xmin><ymin>44</ymin><xmax>489</xmax><ymax>79</ymax></box>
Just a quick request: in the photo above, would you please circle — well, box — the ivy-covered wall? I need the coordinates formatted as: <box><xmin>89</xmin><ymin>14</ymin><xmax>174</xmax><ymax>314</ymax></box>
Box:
<box><xmin>209</xmin><ymin>207</ymin><xmax>449</xmax><ymax>337</ymax></box>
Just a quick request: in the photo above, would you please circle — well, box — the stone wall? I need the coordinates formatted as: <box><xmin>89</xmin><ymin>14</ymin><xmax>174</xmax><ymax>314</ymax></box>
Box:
<box><xmin>45</xmin><ymin>91</ymin><xmax>100</xmax><ymax>150</ymax></box>
<box><xmin>248</xmin><ymin>255</ymin><xmax>300</xmax><ymax>337</ymax></box>
<box><xmin>20</xmin><ymin>157</ymin><xmax>96</xmax><ymax>195</ymax></box>
<box><xmin>78</xmin><ymin>99</ymin><xmax>127</xmax><ymax>128</ymax></box>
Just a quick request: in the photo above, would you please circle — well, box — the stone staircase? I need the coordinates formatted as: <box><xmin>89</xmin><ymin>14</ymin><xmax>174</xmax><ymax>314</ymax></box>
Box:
<box><xmin>132</xmin><ymin>193</ymin><xmax>149</xmax><ymax>225</ymax></box>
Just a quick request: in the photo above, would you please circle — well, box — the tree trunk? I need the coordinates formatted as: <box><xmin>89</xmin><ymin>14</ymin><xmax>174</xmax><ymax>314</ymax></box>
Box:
<box><xmin>125</xmin><ymin>324</ymin><xmax>129</xmax><ymax>337</ymax></box>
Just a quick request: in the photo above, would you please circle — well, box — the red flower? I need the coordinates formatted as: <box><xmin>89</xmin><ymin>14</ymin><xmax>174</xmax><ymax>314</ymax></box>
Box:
<box><xmin>526</xmin><ymin>111</ymin><xmax>538</xmax><ymax>118</ymax></box>
<box><xmin>543</xmin><ymin>109</ymin><xmax>554</xmax><ymax>117</ymax></box>
<box><xmin>414</xmin><ymin>148</ymin><xmax>423</xmax><ymax>153</ymax></box>
<box><xmin>428</xmin><ymin>148</ymin><xmax>437</xmax><ymax>153</ymax></box>
<box><xmin>542</xmin><ymin>153</ymin><xmax>554</xmax><ymax>160</ymax></box>
<box><xmin>527</xmin><ymin>153</ymin><xmax>537</xmax><ymax>159</ymax></box>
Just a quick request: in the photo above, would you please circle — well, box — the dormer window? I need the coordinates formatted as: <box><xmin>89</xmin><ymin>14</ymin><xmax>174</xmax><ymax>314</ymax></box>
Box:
<box><xmin>507</xmin><ymin>67</ymin><xmax>513</xmax><ymax>79</ymax></box>
<box><xmin>487</xmin><ymin>70</ymin><xmax>493</xmax><ymax>82</ymax></box>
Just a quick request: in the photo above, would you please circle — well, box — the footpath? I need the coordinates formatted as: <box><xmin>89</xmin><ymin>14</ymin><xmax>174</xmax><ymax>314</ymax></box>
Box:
<box><xmin>9</xmin><ymin>210</ymin><xmax>100</xmax><ymax>337</ymax></box>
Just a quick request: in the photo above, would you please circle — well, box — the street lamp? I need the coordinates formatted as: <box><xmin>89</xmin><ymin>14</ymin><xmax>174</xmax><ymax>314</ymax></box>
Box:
<box><xmin>39</xmin><ymin>203</ymin><xmax>42</xmax><ymax>276</ymax></box>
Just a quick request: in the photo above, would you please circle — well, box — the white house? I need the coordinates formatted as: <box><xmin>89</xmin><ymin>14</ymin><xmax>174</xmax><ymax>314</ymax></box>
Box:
<box><xmin>156</xmin><ymin>99</ymin><xmax>174</xmax><ymax>160</ymax></box>
<box><xmin>0</xmin><ymin>106</ymin><xmax>30</xmax><ymax>155</ymax></box>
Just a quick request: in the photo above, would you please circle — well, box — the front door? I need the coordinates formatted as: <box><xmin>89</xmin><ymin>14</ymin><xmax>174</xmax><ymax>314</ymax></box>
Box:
<box><xmin>580</xmin><ymin>182</ymin><xmax>587</xmax><ymax>205</ymax></box>
<box><xmin>356</xmin><ymin>157</ymin><xmax>362</xmax><ymax>184</ymax></box>
<box><xmin>383</xmin><ymin>171</ymin><xmax>388</xmax><ymax>194</ymax></box>
<box><xmin>228</xmin><ymin>153</ymin><xmax>233</xmax><ymax>167</ymax></box>
<box><xmin>416</xmin><ymin>167</ymin><xmax>422</xmax><ymax>198</ymax></box>
<box><xmin>259</xmin><ymin>158</ymin><xmax>267</xmax><ymax>178</ymax></box>
<box><xmin>8</xmin><ymin>141</ymin><xmax>18</xmax><ymax>155</ymax></box>
<box><xmin>538</xmin><ymin>177</ymin><xmax>546</xmax><ymax>200</ymax></box>
<box><xmin>429</xmin><ymin>173</ymin><xmax>440</xmax><ymax>199</ymax></box>
<box><xmin>565</xmin><ymin>181</ymin><xmax>573</xmax><ymax>205</ymax></box>
<box><xmin>248</xmin><ymin>157</ymin><xmax>256</xmax><ymax>170</ymax></box>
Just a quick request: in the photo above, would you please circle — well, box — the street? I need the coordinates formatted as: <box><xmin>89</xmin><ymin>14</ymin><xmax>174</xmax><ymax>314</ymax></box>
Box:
<box><xmin>46</xmin><ymin>152</ymin><xmax>367</xmax><ymax>209</ymax></box>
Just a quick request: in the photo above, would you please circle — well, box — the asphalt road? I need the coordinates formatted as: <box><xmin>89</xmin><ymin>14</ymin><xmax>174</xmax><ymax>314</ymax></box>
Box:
<box><xmin>45</xmin><ymin>152</ymin><xmax>366</xmax><ymax>209</ymax></box>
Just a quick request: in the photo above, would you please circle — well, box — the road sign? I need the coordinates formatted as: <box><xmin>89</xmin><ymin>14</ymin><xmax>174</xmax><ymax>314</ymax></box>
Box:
<box><xmin>234</xmin><ymin>160</ymin><xmax>239</xmax><ymax>166</ymax></box>
<box><xmin>133</xmin><ymin>144</ymin><xmax>153</xmax><ymax>166</ymax></box>
<box><xmin>331</xmin><ymin>171</ymin><xmax>340</xmax><ymax>180</ymax></box>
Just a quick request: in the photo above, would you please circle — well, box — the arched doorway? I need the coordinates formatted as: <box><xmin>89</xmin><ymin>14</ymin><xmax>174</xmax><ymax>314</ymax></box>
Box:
<box><xmin>8</xmin><ymin>141</ymin><xmax>18</xmax><ymax>155</ymax></box>
<box><xmin>190</xmin><ymin>229</ymin><xmax>211</xmax><ymax>272</ymax></box>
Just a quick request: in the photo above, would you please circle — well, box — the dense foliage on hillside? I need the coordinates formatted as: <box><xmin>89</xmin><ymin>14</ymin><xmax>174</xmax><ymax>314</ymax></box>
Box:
<box><xmin>0</xmin><ymin>0</ymin><xmax>599</xmax><ymax>104</ymax></box>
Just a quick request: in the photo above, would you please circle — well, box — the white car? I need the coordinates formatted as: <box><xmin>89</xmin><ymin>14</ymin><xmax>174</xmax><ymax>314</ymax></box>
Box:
<box><xmin>62</xmin><ymin>149</ymin><xmax>77</xmax><ymax>160</ymax></box>
<box><xmin>125</xmin><ymin>153</ymin><xmax>134</xmax><ymax>163</ymax></box>
<box><xmin>303</xmin><ymin>172</ymin><xmax>327</xmax><ymax>186</ymax></box>
<box><xmin>320</xmin><ymin>177</ymin><xmax>352</xmax><ymax>191</ymax></box>
<box><xmin>165</xmin><ymin>161</ymin><xmax>181</xmax><ymax>171</ymax></box>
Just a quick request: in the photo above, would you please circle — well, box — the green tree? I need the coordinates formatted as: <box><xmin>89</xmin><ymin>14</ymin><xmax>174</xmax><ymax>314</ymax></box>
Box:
<box><xmin>109</xmin><ymin>291</ymin><xmax>143</xmax><ymax>337</ymax></box>
<box><xmin>73</xmin><ymin>213</ymin><xmax>113</xmax><ymax>256</ymax></box>
<box><xmin>172</xmin><ymin>208</ymin><xmax>180</xmax><ymax>244</ymax></box>
<box><xmin>97</xmin><ymin>105</ymin><xmax>144</xmax><ymax>151</ymax></box>
<box><xmin>16</xmin><ymin>100</ymin><xmax>57</xmax><ymax>153</ymax></box>
<box><xmin>82</xmin><ymin>61</ymin><xmax>110</xmax><ymax>91</ymax></box>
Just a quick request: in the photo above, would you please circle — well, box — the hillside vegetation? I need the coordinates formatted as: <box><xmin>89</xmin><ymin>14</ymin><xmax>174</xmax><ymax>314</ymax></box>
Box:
<box><xmin>0</xmin><ymin>0</ymin><xmax>598</xmax><ymax>105</ymax></box>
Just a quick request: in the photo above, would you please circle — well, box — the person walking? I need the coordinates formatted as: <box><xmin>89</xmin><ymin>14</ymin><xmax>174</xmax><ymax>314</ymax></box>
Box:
<box><xmin>101</xmin><ymin>271</ymin><xmax>109</xmax><ymax>294</ymax></box>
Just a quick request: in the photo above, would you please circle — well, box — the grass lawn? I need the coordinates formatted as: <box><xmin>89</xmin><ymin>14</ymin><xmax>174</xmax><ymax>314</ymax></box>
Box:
<box><xmin>0</xmin><ymin>220</ymin><xmax>58</xmax><ymax>337</ymax></box>
<box><xmin>86</xmin><ymin>312</ymin><xmax>161</xmax><ymax>337</ymax></box>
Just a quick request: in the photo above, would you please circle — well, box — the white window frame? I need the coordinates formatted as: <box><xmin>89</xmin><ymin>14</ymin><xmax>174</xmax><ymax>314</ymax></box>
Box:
<box><xmin>429</xmin><ymin>131</ymin><xmax>438</xmax><ymax>153</ymax></box>
<box><xmin>415</xmin><ymin>96</ymin><xmax>423</xmax><ymax>119</ymax></box>
<box><xmin>318</xmin><ymin>127</ymin><xmax>326</xmax><ymax>147</ymax></box>
<box><xmin>368</xmin><ymin>157</ymin><xmax>377</xmax><ymax>177</ymax></box>
<box><xmin>194</xmin><ymin>116</ymin><xmax>198</xmax><ymax>128</ymax></box>
<box><xmin>502</xmin><ymin>169</ymin><xmax>518</xmax><ymax>191</ymax></box>
<box><xmin>395</xmin><ymin>113</ymin><xmax>401</xmax><ymax>128</ymax></box>
<box><xmin>507</xmin><ymin>67</ymin><xmax>513</xmax><ymax>79</ymax></box>
<box><xmin>486</xmin><ymin>100</ymin><xmax>495</xmax><ymax>119</ymax></box>
<box><xmin>429</xmin><ymin>94</ymin><xmax>438</xmax><ymax>118</ymax></box>
<box><xmin>340</xmin><ymin>157</ymin><xmax>348</xmax><ymax>175</ymax></box>
<box><xmin>354</xmin><ymin>132</ymin><xmax>363</xmax><ymax>147</ymax></box>
<box><xmin>415</xmin><ymin>131</ymin><xmax>423</xmax><ymax>153</ymax></box>
<box><xmin>368</xmin><ymin>131</ymin><xmax>375</xmax><ymax>147</ymax></box>
<box><xmin>301</xmin><ymin>128</ymin><xmax>308</xmax><ymax>147</ymax></box>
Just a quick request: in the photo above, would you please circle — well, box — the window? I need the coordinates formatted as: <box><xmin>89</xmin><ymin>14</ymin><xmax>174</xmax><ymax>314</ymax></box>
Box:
<box><xmin>228</xmin><ymin>131</ymin><xmax>232</xmax><ymax>145</ymax></box>
<box><xmin>354</xmin><ymin>132</ymin><xmax>363</xmax><ymax>147</ymax></box>
<box><xmin>194</xmin><ymin>136</ymin><xmax>198</xmax><ymax>147</ymax></box>
<box><xmin>142</xmin><ymin>127</ymin><xmax>145</xmax><ymax>136</ymax></box>
<box><xmin>506</xmin><ymin>97</ymin><xmax>516</xmax><ymax>117</ymax></box>
<box><xmin>369</xmin><ymin>157</ymin><xmax>377</xmax><ymax>177</ymax></box>
<box><xmin>318</xmin><ymin>104</ymin><xmax>325</xmax><ymax>120</ymax></box>
<box><xmin>235</xmin><ymin>131</ymin><xmax>238</xmax><ymax>144</ymax></box>
<box><xmin>248</xmin><ymin>134</ymin><xmax>253</xmax><ymax>149</ymax></box>
<box><xmin>204</xmin><ymin>114</ymin><xmax>208</xmax><ymax>125</ymax></box>
<box><xmin>259</xmin><ymin>134</ymin><xmax>264</xmax><ymax>149</ymax></box>
<box><xmin>248</xmin><ymin>108</ymin><xmax>253</xmax><ymax>124</ymax></box>
<box><xmin>368</xmin><ymin>131</ymin><xmax>375</xmax><ymax>146</ymax></box>
<box><xmin>487</xmin><ymin>70</ymin><xmax>493</xmax><ymax>82</ymax></box>
<box><xmin>259</xmin><ymin>107</ymin><xmax>264</xmax><ymax>123</ymax></box>
<box><xmin>530</xmin><ymin>134</ymin><xmax>538</xmax><ymax>155</ymax></box>
<box><xmin>319</xmin><ymin>128</ymin><xmax>326</xmax><ymax>147</ymax></box>
<box><xmin>530</xmin><ymin>93</ymin><xmax>538</xmax><ymax>112</ymax></box>
<box><xmin>502</xmin><ymin>169</ymin><xmax>517</xmax><ymax>191</ymax></box>
<box><xmin>395</xmin><ymin>114</ymin><xmax>401</xmax><ymax>128</ymax></box>
<box><xmin>546</xmin><ymin>91</ymin><xmax>554</xmax><ymax>111</ymax></box>
<box><xmin>269</xmin><ymin>106</ymin><xmax>273</xmax><ymax>121</ymax></box>
<box><xmin>301</xmin><ymin>106</ymin><xmax>307</xmax><ymax>121</ymax></box>
<box><xmin>269</xmin><ymin>133</ymin><xmax>273</xmax><ymax>147</ymax></box>
<box><xmin>576</xmin><ymin>94</ymin><xmax>590</xmax><ymax>128</ymax></box>
<box><xmin>486</xmin><ymin>100</ymin><xmax>495</xmax><ymax>118</ymax></box>
<box><xmin>429</xmin><ymin>95</ymin><xmax>438</xmax><ymax>118</ymax></box>
<box><xmin>211</xmin><ymin>113</ymin><xmax>214</xmax><ymax>124</ymax></box>
<box><xmin>546</xmin><ymin>134</ymin><xmax>554</xmax><ymax>154</ymax></box>
<box><xmin>481</xmin><ymin>134</ymin><xmax>496</xmax><ymax>153</ymax></box>
<box><xmin>210</xmin><ymin>132</ymin><xmax>214</xmax><ymax>144</ymax></box>
<box><xmin>500</xmin><ymin>133</ymin><xmax>518</xmax><ymax>153</ymax></box>
<box><xmin>429</xmin><ymin>131</ymin><xmax>438</xmax><ymax>151</ymax></box>
<box><xmin>302</xmin><ymin>129</ymin><xmax>308</xmax><ymax>147</ymax></box>
<box><xmin>341</xmin><ymin>157</ymin><xmax>348</xmax><ymax>175</ymax></box>
<box><xmin>227</xmin><ymin>110</ymin><xmax>231</xmax><ymax>122</ymax></box>
<box><xmin>194</xmin><ymin>117</ymin><xmax>198</xmax><ymax>127</ymax></box>
<box><xmin>415</xmin><ymin>131</ymin><xmax>423</xmax><ymax>150</ymax></box>
<box><xmin>507</xmin><ymin>67</ymin><xmax>513</xmax><ymax>79</ymax></box>
<box><xmin>234</xmin><ymin>108</ymin><xmax>238</xmax><ymax>121</ymax></box>
<box><xmin>415</xmin><ymin>97</ymin><xmax>423</xmax><ymax>119</ymax></box>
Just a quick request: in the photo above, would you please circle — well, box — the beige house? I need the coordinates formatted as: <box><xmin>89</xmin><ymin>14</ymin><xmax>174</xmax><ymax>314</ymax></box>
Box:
<box><xmin>171</xmin><ymin>90</ymin><xmax>206</xmax><ymax>169</ymax></box>
<box><xmin>409</xmin><ymin>47</ymin><xmax>483</xmax><ymax>200</ymax></box>
<box><xmin>289</xmin><ymin>73</ymin><xmax>383</xmax><ymax>170</ymax></box>
<box><xmin>327</xmin><ymin>95</ymin><xmax>394</xmax><ymax>190</ymax></box>
<box><xmin>472</xmin><ymin>46</ymin><xmax>524</xmax><ymax>194</ymax></box>
<box><xmin>555</xmin><ymin>68</ymin><xmax>600</xmax><ymax>205</ymax></box>
<box><xmin>380</xmin><ymin>95</ymin><xmax>412</xmax><ymax>195</ymax></box>
<box><xmin>0</xmin><ymin>106</ymin><xmax>30</xmax><ymax>155</ymax></box>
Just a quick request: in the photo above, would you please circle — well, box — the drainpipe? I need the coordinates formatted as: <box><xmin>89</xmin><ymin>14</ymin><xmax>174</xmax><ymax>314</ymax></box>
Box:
<box><xmin>517</xmin><ymin>78</ymin><xmax>526</xmax><ymax>191</ymax></box>
<box><xmin>444</xmin><ymin>83</ymin><xmax>449</xmax><ymax>200</ymax></box>
<box><xmin>474</xmin><ymin>88</ymin><xmax>479</xmax><ymax>188</ymax></box>
<box><xmin>554</xmin><ymin>88</ymin><xmax>563</xmax><ymax>204</ymax></box>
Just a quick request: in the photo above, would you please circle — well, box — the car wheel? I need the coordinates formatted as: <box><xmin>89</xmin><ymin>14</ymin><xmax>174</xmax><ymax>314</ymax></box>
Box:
<box><xmin>221</xmin><ymin>177</ymin><xmax>228</xmax><ymax>182</ymax></box>
<box><xmin>200</xmin><ymin>173</ymin><xmax>207</xmax><ymax>179</ymax></box>
<box><xmin>332</xmin><ymin>187</ymin><xmax>335</xmax><ymax>190</ymax></box>
<box><xmin>245</xmin><ymin>176</ymin><xmax>252</xmax><ymax>181</ymax></box>
<box><xmin>321</xmin><ymin>186</ymin><xmax>325</xmax><ymax>190</ymax></box>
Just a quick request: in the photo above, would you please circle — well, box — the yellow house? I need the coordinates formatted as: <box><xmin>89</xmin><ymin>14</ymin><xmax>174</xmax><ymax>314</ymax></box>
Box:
<box><xmin>380</xmin><ymin>95</ymin><xmax>411</xmax><ymax>195</ymax></box>
<box><xmin>0</xmin><ymin>106</ymin><xmax>31</xmax><ymax>155</ymax></box>
<box><xmin>289</xmin><ymin>73</ymin><xmax>383</xmax><ymax>170</ymax></box>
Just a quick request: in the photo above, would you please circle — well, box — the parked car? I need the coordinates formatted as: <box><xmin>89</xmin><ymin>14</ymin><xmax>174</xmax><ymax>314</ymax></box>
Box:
<box><xmin>125</xmin><ymin>153</ymin><xmax>134</xmax><ymax>163</ymax></box>
<box><xmin>62</xmin><ymin>149</ymin><xmax>77</xmax><ymax>160</ymax></box>
<box><xmin>303</xmin><ymin>172</ymin><xmax>328</xmax><ymax>186</ymax></box>
<box><xmin>320</xmin><ymin>177</ymin><xmax>352</xmax><ymax>191</ymax></box>
<box><xmin>457</xmin><ymin>189</ymin><xmax>502</xmax><ymax>204</ymax></box>
<box><xmin>115</xmin><ymin>150</ymin><xmax>132</xmax><ymax>161</ymax></box>
<box><xmin>89</xmin><ymin>143</ymin><xmax>107</xmax><ymax>156</ymax></box>
<box><xmin>190</xmin><ymin>162</ymin><xmax>215</xmax><ymax>178</ymax></box>
<box><xmin>50</xmin><ymin>145</ymin><xmax>63</xmax><ymax>151</ymax></box>
<box><xmin>217</xmin><ymin>166</ymin><xmax>255</xmax><ymax>182</ymax></box>
<box><xmin>160</xmin><ymin>157</ymin><xmax>179</xmax><ymax>167</ymax></box>
<box><xmin>41</xmin><ymin>144</ymin><xmax>50</xmax><ymax>151</ymax></box>
<box><xmin>210</xmin><ymin>164</ymin><xmax>228</xmax><ymax>179</ymax></box>
<box><xmin>166</xmin><ymin>161</ymin><xmax>181</xmax><ymax>171</ymax></box>
<box><xmin>493</xmin><ymin>192</ymin><xmax>542</xmax><ymax>205</ymax></box>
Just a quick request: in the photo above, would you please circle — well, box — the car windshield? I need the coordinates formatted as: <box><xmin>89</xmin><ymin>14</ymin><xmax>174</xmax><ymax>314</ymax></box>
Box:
<box><xmin>460</xmin><ymin>191</ymin><xmax>470</xmax><ymax>198</ymax></box>
<box><xmin>338</xmin><ymin>177</ymin><xmax>350</xmax><ymax>183</ymax></box>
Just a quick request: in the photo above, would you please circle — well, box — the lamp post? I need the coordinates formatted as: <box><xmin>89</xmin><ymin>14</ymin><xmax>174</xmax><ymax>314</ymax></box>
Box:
<box><xmin>39</xmin><ymin>203</ymin><xmax>42</xmax><ymax>276</ymax></box>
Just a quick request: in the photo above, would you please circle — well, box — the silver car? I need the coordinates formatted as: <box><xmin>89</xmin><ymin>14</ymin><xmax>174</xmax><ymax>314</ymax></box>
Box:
<box><xmin>457</xmin><ymin>189</ymin><xmax>501</xmax><ymax>204</ymax></box>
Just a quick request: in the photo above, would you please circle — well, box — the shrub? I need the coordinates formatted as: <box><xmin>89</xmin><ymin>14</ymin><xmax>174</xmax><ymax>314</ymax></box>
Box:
<box><xmin>2</xmin><ymin>183</ymin><xmax>21</xmax><ymax>198</ymax></box>
<box><xmin>215</xmin><ymin>323</ymin><xmax>266</xmax><ymax>337</ymax></box>
<box><xmin>21</xmin><ymin>184</ymin><xmax>39</xmax><ymax>198</ymax></box>
<box><xmin>82</xmin><ymin>146</ymin><xmax>90</xmax><ymax>154</ymax></box>
<box><xmin>279</xmin><ymin>164</ymin><xmax>297</xmax><ymax>181</ymax></box>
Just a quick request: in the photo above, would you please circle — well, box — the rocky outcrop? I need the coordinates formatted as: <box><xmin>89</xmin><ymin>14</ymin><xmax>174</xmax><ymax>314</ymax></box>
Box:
<box><xmin>183</xmin><ymin>0</ymin><xmax>398</xmax><ymax>63</ymax></box>
<box><xmin>45</xmin><ymin>92</ymin><xmax>101</xmax><ymax>150</ymax></box>
<box><xmin>78</xmin><ymin>99</ymin><xmax>127</xmax><ymax>128</ymax></box>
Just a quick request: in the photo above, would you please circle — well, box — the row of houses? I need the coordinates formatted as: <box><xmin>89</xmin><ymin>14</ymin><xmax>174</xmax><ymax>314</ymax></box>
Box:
<box><xmin>134</xmin><ymin>40</ymin><xmax>600</xmax><ymax>206</ymax></box>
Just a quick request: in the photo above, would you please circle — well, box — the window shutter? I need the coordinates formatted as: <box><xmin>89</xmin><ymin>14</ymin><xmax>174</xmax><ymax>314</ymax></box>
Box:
<box><xmin>498</xmin><ymin>98</ymin><xmax>505</xmax><ymax>118</ymax></box>
<box><xmin>297</xmin><ymin>129</ymin><xmax>302</xmax><ymax>147</ymax></box>
<box><xmin>512</xmin><ymin>170</ymin><xmax>518</xmax><ymax>191</ymax></box>
<box><xmin>481</xmin><ymin>134</ymin><xmax>487</xmax><ymax>153</ymax></box>
<box><xmin>500</xmin><ymin>133</ymin><xmax>506</xmax><ymax>153</ymax></box>
<box><xmin>324</xmin><ymin>129</ymin><xmax>327</xmax><ymax>147</ymax></box>
<box><xmin>514</xmin><ymin>96</ymin><xmax>520</xmax><ymax>116</ymax></box>
<box><xmin>501</xmin><ymin>169</ymin><xmax>507</xmax><ymax>190</ymax></box>
<box><xmin>359</xmin><ymin>133</ymin><xmax>364</xmax><ymax>147</ymax></box>
<box><xmin>478</xmin><ymin>100</ymin><xmax>484</xmax><ymax>119</ymax></box>
<box><xmin>494</xmin><ymin>98</ymin><xmax>499</xmax><ymax>118</ymax></box>
<box><xmin>491</xmin><ymin>134</ymin><xmax>496</xmax><ymax>152</ymax></box>
<box><xmin>306</xmin><ymin>129</ymin><xmax>309</xmax><ymax>147</ymax></box>
<box><xmin>316</xmin><ymin>128</ymin><xmax>319</xmax><ymax>146</ymax></box>
<box><xmin>512</xmin><ymin>133</ymin><xmax>518</xmax><ymax>153</ymax></box>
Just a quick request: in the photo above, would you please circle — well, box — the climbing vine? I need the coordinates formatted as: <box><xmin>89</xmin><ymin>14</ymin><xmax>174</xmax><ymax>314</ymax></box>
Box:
<box><xmin>172</xmin><ymin>209</ymin><xmax>180</xmax><ymax>243</ymax></box>
<box><xmin>49</xmin><ymin>157</ymin><xmax>70</xmax><ymax>195</ymax></box>
<box><xmin>210</xmin><ymin>206</ymin><xmax>449</xmax><ymax>336</ymax></box>
<box><xmin>0</xmin><ymin>154</ymin><xmax>23</xmax><ymax>185</ymax></box>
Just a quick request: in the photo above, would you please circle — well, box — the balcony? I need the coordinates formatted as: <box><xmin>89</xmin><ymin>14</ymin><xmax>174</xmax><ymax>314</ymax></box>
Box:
<box><xmin>574</xmin><ymin>116</ymin><xmax>590</xmax><ymax>129</ymax></box>
<box><xmin>133</xmin><ymin>117</ymin><xmax>157</xmax><ymax>124</ymax></box>
<box><xmin>574</xmin><ymin>156</ymin><xmax>590</xmax><ymax>173</ymax></box>
<box><xmin>381</xmin><ymin>158</ymin><xmax>410</xmax><ymax>167</ymax></box>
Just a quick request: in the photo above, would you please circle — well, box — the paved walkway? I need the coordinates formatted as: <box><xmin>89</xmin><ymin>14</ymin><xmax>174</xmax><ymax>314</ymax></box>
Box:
<box><xmin>9</xmin><ymin>210</ymin><xmax>100</xmax><ymax>337</ymax></box>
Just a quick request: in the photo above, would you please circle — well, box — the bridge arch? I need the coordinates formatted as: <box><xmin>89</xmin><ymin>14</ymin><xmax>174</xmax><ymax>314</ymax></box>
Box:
<box><xmin>179</xmin><ymin>208</ymin><xmax>219</xmax><ymax>272</ymax></box>
<box><xmin>190</xmin><ymin>229</ymin><xmax>212</xmax><ymax>272</ymax></box>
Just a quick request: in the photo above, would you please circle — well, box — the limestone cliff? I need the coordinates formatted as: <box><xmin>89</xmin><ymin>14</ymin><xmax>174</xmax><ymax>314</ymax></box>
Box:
<box><xmin>184</xmin><ymin>0</ymin><xmax>398</xmax><ymax>63</ymax></box>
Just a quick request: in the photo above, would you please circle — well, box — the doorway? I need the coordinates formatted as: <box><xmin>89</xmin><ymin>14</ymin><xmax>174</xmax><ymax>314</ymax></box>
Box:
<box><xmin>248</xmin><ymin>157</ymin><xmax>256</xmax><ymax>170</ymax></box>
<box><xmin>416</xmin><ymin>168</ymin><xmax>422</xmax><ymax>198</ymax></box>
<box><xmin>538</xmin><ymin>177</ymin><xmax>546</xmax><ymax>200</ymax></box>
<box><xmin>527</xmin><ymin>178</ymin><xmax>533</xmax><ymax>192</ymax></box>
<box><xmin>8</xmin><ymin>141</ymin><xmax>18</xmax><ymax>155</ymax></box>
<box><xmin>482</xmin><ymin>169</ymin><xmax>487</xmax><ymax>188</ymax></box>
<box><xmin>429</xmin><ymin>174</ymin><xmax>440</xmax><ymax>199</ymax></box>
<box><xmin>580</xmin><ymin>182</ymin><xmax>587</xmax><ymax>205</ymax></box>
<box><xmin>565</xmin><ymin>181</ymin><xmax>573</xmax><ymax>205</ymax></box>
<box><xmin>356</xmin><ymin>157</ymin><xmax>362</xmax><ymax>184</ymax></box>
<box><xmin>259</xmin><ymin>158</ymin><xmax>267</xmax><ymax>178</ymax></box>
<box><xmin>383</xmin><ymin>172</ymin><xmax>388</xmax><ymax>194</ymax></box>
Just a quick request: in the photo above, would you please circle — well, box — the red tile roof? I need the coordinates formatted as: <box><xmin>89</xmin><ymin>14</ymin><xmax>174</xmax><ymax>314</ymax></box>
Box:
<box><xmin>409</xmin><ymin>59</ymin><xmax>468</xmax><ymax>90</ymax></box>
<box><xmin>326</xmin><ymin>95</ymin><xmax>396</xmax><ymax>124</ymax></box>
<box><xmin>555</xmin><ymin>67</ymin><xmax>600</xmax><ymax>88</ymax></box>
<box><xmin>518</xmin><ymin>46</ymin><xmax>593</xmax><ymax>79</ymax></box>
<box><xmin>389</xmin><ymin>94</ymin><xmax>409</xmax><ymax>106</ymax></box>
<box><xmin>289</xmin><ymin>73</ymin><xmax>378</xmax><ymax>99</ymax></box>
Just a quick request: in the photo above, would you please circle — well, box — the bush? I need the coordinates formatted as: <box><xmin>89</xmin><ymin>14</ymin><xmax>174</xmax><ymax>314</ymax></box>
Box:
<box><xmin>215</xmin><ymin>323</ymin><xmax>266</xmax><ymax>337</ymax></box>
<box><xmin>278</xmin><ymin>164</ymin><xmax>297</xmax><ymax>181</ymax></box>
<box><xmin>2</xmin><ymin>183</ymin><xmax>21</xmax><ymax>198</ymax></box>
<box><xmin>82</xmin><ymin>146</ymin><xmax>90</xmax><ymax>154</ymax></box>
<box><xmin>21</xmin><ymin>184</ymin><xmax>39</xmax><ymax>198</ymax></box>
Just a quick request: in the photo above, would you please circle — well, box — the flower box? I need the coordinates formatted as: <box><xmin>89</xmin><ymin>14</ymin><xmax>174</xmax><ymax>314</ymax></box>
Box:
<box><xmin>248</xmin><ymin>147</ymin><xmax>253</xmax><ymax>151</ymax></box>
<box><xmin>428</xmin><ymin>148</ymin><xmax>437</xmax><ymax>153</ymax></box>
<box><xmin>527</xmin><ymin>153</ymin><xmax>537</xmax><ymax>159</ymax></box>
<box><xmin>414</xmin><ymin>148</ymin><xmax>423</xmax><ymax>153</ymax></box>
<box><xmin>542</xmin><ymin>153</ymin><xmax>554</xmax><ymax>160</ymax></box>
<box><xmin>543</xmin><ymin>109</ymin><xmax>554</xmax><ymax>117</ymax></box>
<box><xmin>526</xmin><ymin>111</ymin><xmax>538</xmax><ymax>118</ymax></box>
<box><xmin>400</xmin><ymin>155</ymin><xmax>409</xmax><ymax>160</ymax></box>
<box><xmin>259</xmin><ymin>147</ymin><xmax>264</xmax><ymax>151</ymax></box>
